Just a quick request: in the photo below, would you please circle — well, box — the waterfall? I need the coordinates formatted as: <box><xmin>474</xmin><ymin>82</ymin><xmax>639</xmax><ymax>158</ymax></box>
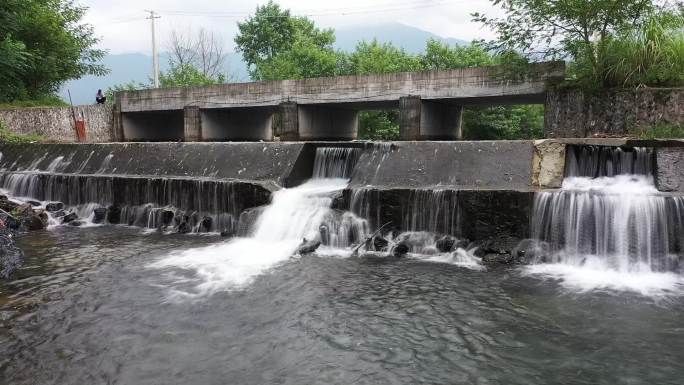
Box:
<box><xmin>151</xmin><ymin>147</ymin><xmax>368</xmax><ymax>295</ymax></box>
<box><xmin>0</xmin><ymin>157</ymin><xmax>269</xmax><ymax>233</ymax></box>
<box><xmin>564</xmin><ymin>145</ymin><xmax>653</xmax><ymax>177</ymax></box>
<box><xmin>312</xmin><ymin>147</ymin><xmax>360</xmax><ymax>179</ymax></box>
<box><xmin>349</xmin><ymin>188</ymin><xmax>459</xmax><ymax>235</ymax></box>
<box><xmin>527</xmin><ymin>146</ymin><xmax>684</xmax><ymax>294</ymax></box>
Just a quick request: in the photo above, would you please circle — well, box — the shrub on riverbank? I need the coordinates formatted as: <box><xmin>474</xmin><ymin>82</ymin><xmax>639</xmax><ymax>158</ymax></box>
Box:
<box><xmin>0</xmin><ymin>122</ymin><xmax>45</xmax><ymax>143</ymax></box>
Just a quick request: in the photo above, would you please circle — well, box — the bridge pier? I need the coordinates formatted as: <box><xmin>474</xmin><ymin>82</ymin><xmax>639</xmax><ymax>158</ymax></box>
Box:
<box><xmin>184</xmin><ymin>106</ymin><xmax>201</xmax><ymax>141</ymax></box>
<box><xmin>399</xmin><ymin>96</ymin><xmax>463</xmax><ymax>140</ymax></box>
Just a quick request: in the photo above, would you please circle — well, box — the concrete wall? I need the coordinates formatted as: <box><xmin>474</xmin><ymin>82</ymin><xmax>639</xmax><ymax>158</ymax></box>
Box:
<box><xmin>0</xmin><ymin>105</ymin><xmax>114</xmax><ymax>142</ymax></box>
<box><xmin>545</xmin><ymin>88</ymin><xmax>684</xmax><ymax>137</ymax></box>
<box><xmin>349</xmin><ymin>141</ymin><xmax>536</xmax><ymax>190</ymax></box>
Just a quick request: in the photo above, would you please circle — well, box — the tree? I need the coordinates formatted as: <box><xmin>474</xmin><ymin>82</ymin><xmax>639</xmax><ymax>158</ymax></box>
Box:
<box><xmin>167</xmin><ymin>28</ymin><xmax>227</xmax><ymax>80</ymax></box>
<box><xmin>473</xmin><ymin>0</ymin><xmax>654</xmax><ymax>85</ymax></box>
<box><xmin>257</xmin><ymin>39</ymin><xmax>344</xmax><ymax>80</ymax></box>
<box><xmin>234</xmin><ymin>1</ymin><xmax>336</xmax><ymax>80</ymax></box>
<box><xmin>0</xmin><ymin>0</ymin><xmax>106</xmax><ymax>102</ymax></box>
<box><xmin>346</xmin><ymin>40</ymin><xmax>422</xmax><ymax>74</ymax></box>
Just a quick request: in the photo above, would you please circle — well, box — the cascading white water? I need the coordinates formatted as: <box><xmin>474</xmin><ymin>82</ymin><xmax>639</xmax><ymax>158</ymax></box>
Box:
<box><xmin>526</xmin><ymin>146</ymin><xmax>684</xmax><ymax>295</ymax></box>
<box><xmin>150</xmin><ymin>147</ymin><xmax>368</xmax><ymax>296</ymax></box>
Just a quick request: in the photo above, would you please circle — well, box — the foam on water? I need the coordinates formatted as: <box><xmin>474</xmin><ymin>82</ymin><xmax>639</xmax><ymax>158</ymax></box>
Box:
<box><xmin>523</xmin><ymin>263</ymin><xmax>684</xmax><ymax>296</ymax></box>
<box><xmin>149</xmin><ymin>178</ymin><xmax>350</xmax><ymax>296</ymax></box>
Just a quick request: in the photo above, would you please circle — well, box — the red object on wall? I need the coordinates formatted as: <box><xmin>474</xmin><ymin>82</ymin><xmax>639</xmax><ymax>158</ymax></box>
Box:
<box><xmin>75</xmin><ymin>119</ymin><xmax>86</xmax><ymax>142</ymax></box>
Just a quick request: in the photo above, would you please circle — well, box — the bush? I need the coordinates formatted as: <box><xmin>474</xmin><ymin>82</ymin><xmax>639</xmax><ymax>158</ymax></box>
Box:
<box><xmin>0</xmin><ymin>122</ymin><xmax>45</xmax><ymax>143</ymax></box>
<box><xmin>0</xmin><ymin>95</ymin><xmax>68</xmax><ymax>109</ymax></box>
<box><xmin>637</xmin><ymin>123</ymin><xmax>684</xmax><ymax>139</ymax></box>
<box><xmin>570</xmin><ymin>13</ymin><xmax>684</xmax><ymax>89</ymax></box>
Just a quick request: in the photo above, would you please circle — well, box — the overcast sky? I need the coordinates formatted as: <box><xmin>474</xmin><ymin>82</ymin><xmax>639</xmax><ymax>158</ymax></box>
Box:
<box><xmin>82</xmin><ymin>0</ymin><xmax>503</xmax><ymax>54</ymax></box>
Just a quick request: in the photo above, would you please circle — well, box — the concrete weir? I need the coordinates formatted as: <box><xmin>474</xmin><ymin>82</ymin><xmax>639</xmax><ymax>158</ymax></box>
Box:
<box><xmin>115</xmin><ymin>62</ymin><xmax>564</xmax><ymax>142</ymax></box>
<box><xmin>0</xmin><ymin>139</ymin><xmax>681</xmax><ymax>247</ymax></box>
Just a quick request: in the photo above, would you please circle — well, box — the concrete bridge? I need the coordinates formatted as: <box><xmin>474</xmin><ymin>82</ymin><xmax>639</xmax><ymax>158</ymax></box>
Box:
<box><xmin>113</xmin><ymin>61</ymin><xmax>565</xmax><ymax>142</ymax></box>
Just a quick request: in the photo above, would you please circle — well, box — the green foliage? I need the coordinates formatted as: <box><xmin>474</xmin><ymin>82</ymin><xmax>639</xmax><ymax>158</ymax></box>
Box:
<box><xmin>0</xmin><ymin>0</ymin><xmax>107</xmax><ymax>102</ymax></box>
<box><xmin>0</xmin><ymin>95</ymin><xmax>67</xmax><ymax>109</ymax></box>
<box><xmin>257</xmin><ymin>40</ymin><xmax>344</xmax><ymax>80</ymax></box>
<box><xmin>234</xmin><ymin>1</ymin><xmax>336</xmax><ymax>80</ymax></box>
<box><xmin>474</xmin><ymin>0</ymin><xmax>654</xmax><ymax>61</ymax></box>
<box><xmin>636</xmin><ymin>123</ymin><xmax>684</xmax><ymax>139</ymax></box>
<box><xmin>476</xmin><ymin>0</ymin><xmax>684</xmax><ymax>89</ymax></box>
<box><xmin>571</xmin><ymin>12</ymin><xmax>684</xmax><ymax>89</ymax></box>
<box><xmin>421</xmin><ymin>39</ymin><xmax>494</xmax><ymax>69</ymax></box>
<box><xmin>0</xmin><ymin>122</ymin><xmax>45</xmax><ymax>143</ymax></box>
<box><xmin>358</xmin><ymin>111</ymin><xmax>401</xmax><ymax>140</ymax></box>
<box><xmin>345</xmin><ymin>40</ymin><xmax>422</xmax><ymax>74</ymax></box>
<box><xmin>463</xmin><ymin>105</ymin><xmax>544</xmax><ymax>140</ymax></box>
<box><xmin>159</xmin><ymin>64</ymin><xmax>226</xmax><ymax>88</ymax></box>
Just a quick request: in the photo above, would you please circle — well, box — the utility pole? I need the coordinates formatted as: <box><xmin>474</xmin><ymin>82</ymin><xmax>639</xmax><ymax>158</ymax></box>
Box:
<box><xmin>145</xmin><ymin>10</ymin><xmax>161</xmax><ymax>88</ymax></box>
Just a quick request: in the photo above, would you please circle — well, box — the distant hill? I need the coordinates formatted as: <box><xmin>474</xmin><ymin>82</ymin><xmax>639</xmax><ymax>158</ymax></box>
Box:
<box><xmin>61</xmin><ymin>22</ymin><xmax>466</xmax><ymax>104</ymax></box>
<box><xmin>333</xmin><ymin>22</ymin><xmax>467</xmax><ymax>53</ymax></box>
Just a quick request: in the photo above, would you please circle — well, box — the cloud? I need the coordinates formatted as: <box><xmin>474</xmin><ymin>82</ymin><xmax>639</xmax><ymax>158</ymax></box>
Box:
<box><xmin>82</xmin><ymin>0</ymin><xmax>501</xmax><ymax>54</ymax></box>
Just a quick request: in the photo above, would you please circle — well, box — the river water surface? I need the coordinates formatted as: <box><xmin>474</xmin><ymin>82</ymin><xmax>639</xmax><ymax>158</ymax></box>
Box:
<box><xmin>1</xmin><ymin>226</ymin><xmax>683</xmax><ymax>385</ymax></box>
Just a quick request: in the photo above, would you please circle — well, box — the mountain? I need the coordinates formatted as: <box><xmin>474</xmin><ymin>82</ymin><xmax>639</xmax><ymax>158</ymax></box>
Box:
<box><xmin>61</xmin><ymin>23</ymin><xmax>465</xmax><ymax>105</ymax></box>
<box><xmin>333</xmin><ymin>22</ymin><xmax>466</xmax><ymax>53</ymax></box>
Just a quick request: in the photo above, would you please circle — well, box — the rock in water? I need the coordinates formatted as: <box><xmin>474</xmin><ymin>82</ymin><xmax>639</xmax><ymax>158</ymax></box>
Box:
<box><xmin>93</xmin><ymin>207</ymin><xmax>107</xmax><ymax>224</ymax></box>
<box><xmin>160</xmin><ymin>209</ymin><xmax>175</xmax><ymax>226</ymax></box>
<box><xmin>106</xmin><ymin>205</ymin><xmax>121</xmax><ymax>224</ymax></box>
<box><xmin>61</xmin><ymin>212</ymin><xmax>78</xmax><ymax>224</ymax></box>
<box><xmin>296</xmin><ymin>238</ymin><xmax>321</xmax><ymax>255</ymax></box>
<box><xmin>45</xmin><ymin>202</ymin><xmax>64</xmax><ymax>212</ymax></box>
<box><xmin>22</xmin><ymin>214</ymin><xmax>46</xmax><ymax>231</ymax></box>
<box><xmin>392</xmin><ymin>242</ymin><xmax>409</xmax><ymax>257</ymax></box>
<box><xmin>0</xmin><ymin>229</ymin><xmax>23</xmax><ymax>279</ymax></box>
<box><xmin>372</xmin><ymin>236</ymin><xmax>389</xmax><ymax>251</ymax></box>
<box><xmin>177</xmin><ymin>222</ymin><xmax>191</xmax><ymax>234</ymax></box>
<box><xmin>436</xmin><ymin>235</ymin><xmax>456</xmax><ymax>253</ymax></box>
<box><xmin>200</xmin><ymin>216</ymin><xmax>213</xmax><ymax>232</ymax></box>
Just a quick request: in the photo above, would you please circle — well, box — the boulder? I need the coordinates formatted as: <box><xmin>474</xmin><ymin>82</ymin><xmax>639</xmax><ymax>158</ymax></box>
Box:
<box><xmin>177</xmin><ymin>221</ymin><xmax>191</xmax><ymax>234</ymax></box>
<box><xmin>435</xmin><ymin>235</ymin><xmax>457</xmax><ymax>253</ymax></box>
<box><xmin>69</xmin><ymin>220</ymin><xmax>85</xmax><ymax>227</ymax></box>
<box><xmin>392</xmin><ymin>241</ymin><xmax>409</xmax><ymax>257</ymax></box>
<box><xmin>160</xmin><ymin>209</ymin><xmax>175</xmax><ymax>226</ymax></box>
<box><xmin>92</xmin><ymin>207</ymin><xmax>107</xmax><ymax>224</ymax></box>
<box><xmin>482</xmin><ymin>253</ymin><xmax>514</xmax><ymax>265</ymax></box>
<box><xmin>51</xmin><ymin>209</ymin><xmax>67</xmax><ymax>218</ymax></box>
<box><xmin>26</xmin><ymin>200</ymin><xmax>42</xmax><ymax>207</ymax></box>
<box><xmin>106</xmin><ymin>205</ymin><xmax>121</xmax><ymax>224</ymax></box>
<box><xmin>200</xmin><ymin>216</ymin><xmax>213</xmax><ymax>232</ymax></box>
<box><xmin>61</xmin><ymin>212</ymin><xmax>78</xmax><ymax>224</ymax></box>
<box><xmin>220</xmin><ymin>229</ymin><xmax>234</xmax><ymax>237</ymax></box>
<box><xmin>45</xmin><ymin>202</ymin><xmax>64</xmax><ymax>212</ymax></box>
<box><xmin>296</xmin><ymin>238</ymin><xmax>321</xmax><ymax>255</ymax></box>
<box><xmin>22</xmin><ymin>215</ymin><xmax>46</xmax><ymax>231</ymax></box>
<box><xmin>372</xmin><ymin>236</ymin><xmax>389</xmax><ymax>251</ymax></box>
<box><xmin>0</xmin><ymin>197</ymin><xmax>18</xmax><ymax>213</ymax></box>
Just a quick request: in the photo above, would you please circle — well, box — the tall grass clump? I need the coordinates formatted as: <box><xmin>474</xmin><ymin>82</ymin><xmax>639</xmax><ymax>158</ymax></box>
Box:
<box><xmin>571</xmin><ymin>12</ymin><xmax>684</xmax><ymax>89</ymax></box>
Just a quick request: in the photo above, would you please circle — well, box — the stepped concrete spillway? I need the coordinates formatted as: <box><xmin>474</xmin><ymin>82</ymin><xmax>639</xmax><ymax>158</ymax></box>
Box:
<box><xmin>114</xmin><ymin>62</ymin><xmax>565</xmax><ymax>142</ymax></box>
<box><xmin>1</xmin><ymin>139</ymin><xmax>682</xmax><ymax>246</ymax></box>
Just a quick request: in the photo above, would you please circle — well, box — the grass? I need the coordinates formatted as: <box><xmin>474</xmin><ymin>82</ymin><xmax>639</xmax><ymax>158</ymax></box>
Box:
<box><xmin>636</xmin><ymin>123</ymin><xmax>684</xmax><ymax>139</ymax></box>
<box><xmin>0</xmin><ymin>123</ymin><xmax>46</xmax><ymax>144</ymax></box>
<box><xmin>0</xmin><ymin>95</ymin><xmax>68</xmax><ymax>109</ymax></box>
